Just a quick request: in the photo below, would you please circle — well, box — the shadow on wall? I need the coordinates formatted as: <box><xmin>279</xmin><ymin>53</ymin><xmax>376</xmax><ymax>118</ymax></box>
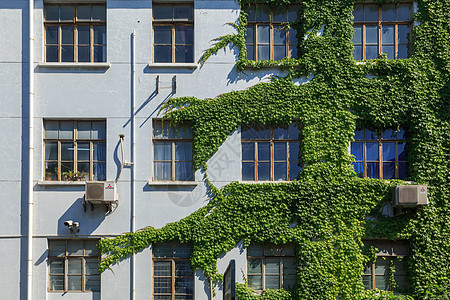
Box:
<box><xmin>57</xmin><ymin>197</ymin><xmax>106</xmax><ymax>235</ymax></box>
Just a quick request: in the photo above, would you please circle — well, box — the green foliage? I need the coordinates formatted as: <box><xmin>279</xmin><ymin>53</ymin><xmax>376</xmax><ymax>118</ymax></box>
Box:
<box><xmin>99</xmin><ymin>0</ymin><xmax>450</xmax><ymax>299</ymax></box>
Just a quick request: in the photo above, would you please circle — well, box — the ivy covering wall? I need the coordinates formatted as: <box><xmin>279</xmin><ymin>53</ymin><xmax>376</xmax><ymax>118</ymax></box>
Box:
<box><xmin>98</xmin><ymin>0</ymin><xmax>450</xmax><ymax>299</ymax></box>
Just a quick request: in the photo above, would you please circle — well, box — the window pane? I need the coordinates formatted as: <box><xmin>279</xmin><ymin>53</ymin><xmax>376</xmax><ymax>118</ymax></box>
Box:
<box><xmin>283</xmin><ymin>274</ymin><xmax>296</xmax><ymax>289</ymax></box>
<box><xmin>398</xmin><ymin>25</ymin><xmax>410</xmax><ymax>44</ymax></box>
<box><xmin>248</xmin><ymin>245</ymin><xmax>263</xmax><ymax>257</ymax></box>
<box><xmin>85</xmin><ymin>258</ymin><xmax>99</xmax><ymax>275</ymax></box>
<box><xmin>93</xmin><ymin>142</ymin><xmax>106</xmax><ymax>161</ymax></box>
<box><xmin>45</xmin><ymin>6</ymin><xmax>59</xmax><ymax>21</ymax></box>
<box><xmin>255</xmin><ymin>6</ymin><xmax>269</xmax><ymax>22</ymax></box>
<box><xmin>174</xmin><ymin>245</ymin><xmax>190</xmax><ymax>258</ymax></box>
<box><xmin>175</xmin><ymin>261</ymin><xmax>192</xmax><ymax>276</ymax></box>
<box><xmin>46</xmin><ymin>26</ymin><xmax>58</xmax><ymax>44</ymax></box>
<box><xmin>68</xmin><ymin>240</ymin><xmax>83</xmax><ymax>255</ymax></box>
<box><xmin>383</xmin><ymin>162</ymin><xmax>395</xmax><ymax>179</ymax></box>
<box><xmin>50</xmin><ymin>260</ymin><xmax>64</xmax><ymax>274</ymax></box>
<box><xmin>242</xmin><ymin>162</ymin><xmax>255</xmax><ymax>181</ymax></box>
<box><xmin>175</xmin><ymin>142</ymin><xmax>192</xmax><ymax>161</ymax></box>
<box><xmin>94</xmin><ymin>26</ymin><xmax>106</xmax><ymax>44</ymax></box>
<box><xmin>154</xmin><ymin>162</ymin><xmax>172</xmax><ymax>181</ymax></box>
<box><xmin>352</xmin><ymin>26</ymin><xmax>362</xmax><ymax>44</ymax></box>
<box><xmin>86</xmin><ymin>275</ymin><xmax>100</xmax><ymax>292</ymax></box>
<box><xmin>366</xmin><ymin>142</ymin><xmax>379</xmax><ymax>161</ymax></box>
<box><xmin>288</xmin><ymin>6</ymin><xmax>299</xmax><ymax>22</ymax></box>
<box><xmin>382</xmin><ymin>45</ymin><xmax>395</xmax><ymax>59</ymax></box>
<box><xmin>382</xmin><ymin>26</ymin><xmax>394</xmax><ymax>44</ymax></box>
<box><xmin>265</xmin><ymin>275</ymin><xmax>280</xmax><ymax>289</ymax></box>
<box><xmin>366</xmin><ymin>45</ymin><xmax>378</xmax><ymax>59</ymax></box>
<box><xmin>351</xmin><ymin>142</ymin><xmax>363</xmax><ymax>161</ymax></box>
<box><xmin>92</xmin><ymin>122</ymin><xmax>106</xmax><ymax>139</ymax></box>
<box><xmin>364</xmin><ymin>5</ymin><xmax>378</xmax><ymax>22</ymax></box>
<box><xmin>154</xmin><ymin>244</ymin><xmax>172</xmax><ymax>258</ymax></box>
<box><xmin>154</xmin><ymin>261</ymin><xmax>172</xmax><ymax>276</ymax></box>
<box><xmin>92</xmin><ymin>5</ymin><xmax>106</xmax><ymax>21</ymax></box>
<box><xmin>175</xmin><ymin>26</ymin><xmax>193</xmax><ymax>44</ymax></box>
<box><xmin>273</xmin><ymin>7</ymin><xmax>287</xmax><ymax>23</ymax></box>
<box><xmin>61</xmin><ymin>45</ymin><xmax>74</xmax><ymax>62</ymax></box>
<box><xmin>242</xmin><ymin>126</ymin><xmax>256</xmax><ymax>139</ymax></box>
<box><xmin>257</xmin><ymin>45</ymin><xmax>270</xmax><ymax>60</ymax></box>
<box><xmin>248</xmin><ymin>258</ymin><xmax>262</xmax><ymax>274</ymax></box>
<box><xmin>60</xmin><ymin>6</ymin><xmax>74</xmax><ymax>21</ymax></box>
<box><xmin>382</xmin><ymin>142</ymin><xmax>395</xmax><ymax>161</ymax></box>
<box><xmin>246</xmin><ymin>26</ymin><xmax>255</xmax><ymax>44</ymax></box>
<box><xmin>154</xmin><ymin>45</ymin><xmax>172</xmax><ymax>63</ymax></box>
<box><xmin>154</xmin><ymin>26</ymin><xmax>172</xmax><ymax>44</ymax></box>
<box><xmin>78</xmin><ymin>46</ymin><xmax>90</xmax><ymax>62</ymax></box>
<box><xmin>353</xmin><ymin>5</ymin><xmax>363</xmax><ymax>22</ymax></box>
<box><xmin>398</xmin><ymin>162</ymin><xmax>407</xmax><ymax>179</ymax></box>
<box><xmin>61</xmin><ymin>26</ymin><xmax>74</xmax><ymax>44</ymax></box>
<box><xmin>85</xmin><ymin>240</ymin><xmax>98</xmax><ymax>256</ymax></box>
<box><xmin>365</xmin><ymin>129</ymin><xmax>379</xmax><ymax>140</ymax></box>
<box><xmin>273</xmin><ymin>127</ymin><xmax>288</xmax><ymax>139</ymax></box>
<box><xmin>398</xmin><ymin>45</ymin><xmax>408</xmax><ymax>59</ymax></box>
<box><xmin>68</xmin><ymin>275</ymin><xmax>82</xmax><ymax>291</ymax></box>
<box><xmin>257</xmin><ymin>25</ymin><xmax>270</xmax><ymax>44</ymax></box>
<box><xmin>93</xmin><ymin>162</ymin><xmax>106</xmax><ymax>181</ymax></box>
<box><xmin>353</xmin><ymin>46</ymin><xmax>363</xmax><ymax>61</ymax></box>
<box><xmin>258</xmin><ymin>162</ymin><xmax>270</xmax><ymax>181</ymax></box>
<box><xmin>45</xmin><ymin>162</ymin><xmax>58</xmax><ymax>180</ymax></box>
<box><xmin>288</xmin><ymin>124</ymin><xmax>301</xmax><ymax>139</ymax></box>
<box><xmin>366</xmin><ymin>26</ymin><xmax>378</xmax><ymax>44</ymax></box>
<box><xmin>273</xmin><ymin>26</ymin><xmax>286</xmax><ymax>44</ymax></box>
<box><xmin>78</xmin><ymin>26</ymin><xmax>90</xmax><ymax>44</ymax></box>
<box><xmin>246</xmin><ymin>45</ymin><xmax>255</xmax><ymax>60</ymax></box>
<box><xmin>274</xmin><ymin>162</ymin><xmax>287</xmax><ymax>181</ymax></box>
<box><xmin>248</xmin><ymin>275</ymin><xmax>262</xmax><ymax>290</ymax></box>
<box><xmin>61</xmin><ymin>143</ymin><xmax>74</xmax><ymax>160</ymax></box>
<box><xmin>274</xmin><ymin>45</ymin><xmax>286</xmax><ymax>60</ymax></box>
<box><xmin>68</xmin><ymin>258</ymin><xmax>82</xmax><ymax>274</ymax></box>
<box><xmin>354</xmin><ymin>129</ymin><xmax>364</xmax><ymax>140</ymax></box>
<box><xmin>154</xmin><ymin>5</ymin><xmax>173</xmax><ymax>20</ymax></box>
<box><xmin>45</xmin><ymin>142</ymin><xmax>58</xmax><ymax>160</ymax></box>
<box><xmin>398</xmin><ymin>142</ymin><xmax>406</xmax><ymax>161</ymax></box>
<box><xmin>375</xmin><ymin>275</ymin><xmax>389</xmax><ymax>290</ymax></box>
<box><xmin>274</xmin><ymin>143</ymin><xmax>287</xmax><ymax>161</ymax></box>
<box><xmin>77</xmin><ymin>5</ymin><xmax>91</xmax><ymax>21</ymax></box>
<box><xmin>242</xmin><ymin>143</ymin><xmax>255</xmax><ymax>161</ymax></box>
<box><xmin>175</xmin><ymin>162</ymin><xmax>193</xmax><ymax>181</ymax></box>
<box><xmin>382</xmin><ymin>5</ymin><xmax>395</xmax><ymax>21</ymax></box>
<box><xmin>353</xmin><ymin>162</ymin><xmax>364</xmax><ymax>178</ymax></box>
<box><xmin>174</xmin><ymin>5</ymin><xmax>193</xmax><ymax>21</ymax></box>
<box><xmin>289</xmin><ymin>162</ymin><xmax>301</xmax><ymax>180</ymax></box>
<box><xmin>266</xmin><ymin>258</ymin><xmax>280</xmax><ymax>274</ymax></box>
<box><xmin>256</xmin><ymin>126</ymin><xmax>271</xmax><ymax>139</ymax></box>
<box><xmin>289</xmin><ymin>142</ymin><xmax>300</xmax><ymax>160</ymax></box>
<box><xmin>382</xmin><ymin>129</ymin><xmax>396</xmax><ymax>140</ymax></box>
<box><xmin>362</xmin><ymin>275</ymin><xmax>372</xmax><ymax>289</ymax></box>
<box><xmin>154</xmin><ymin>142</ymin><xmax>172</xmax><ymax>161</ymax></box>
<box><xmin>154</xmin><ymin>278</ymin><xmax>172</xmax><ymax>294</ymax></box>
<box><xmin>46</xmin><ymin>46</ymin><xmax>59</xmax><ymax>62</ymax></box>
<box><xmin>397</xmin><ymin>4</ymin><xmax>411</xmax><ymax>21</ymax></box>
<box><xmin>175</xmin><ymin>45</ymin><xmax>193</xmax><ymax>63</ymax></box>
<box><xmin>49</xmin><ymin>275</ymin><xmax>64</xmax><ymax>291</ymax></box>
<box><xmin>78</xmin><ymin>143</ymin><xmax>90</xmax><ymax>161</ymax></box>
<box><xmin>257</xmin><ymin>142</ymin><xmax>270</xmax><ymax>161</ymax></box>
<box><xmin>175</xmin><ymin>277</ymin><xmax>193</xmax><ymax>294</ymax></box>
<box><xmin>366</xmin><ymin>162</ymin><xmax>379</xmax><ymax>178</ymax></box>
<box><xmin>44</xmin><ymin>120</ymin><xmax>58</xmax><ymax>138</ymax></box>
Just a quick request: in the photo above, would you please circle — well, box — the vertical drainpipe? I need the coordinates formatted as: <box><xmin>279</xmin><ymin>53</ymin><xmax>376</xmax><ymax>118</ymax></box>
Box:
<box><xmin>27</xmin><ymin>0</ymin><xmax>34</xmax><ymax>299</ymax></box>
<box><xmin>131</xmin><ymin>30</ymin><xmax>136</xmax><ymax>300</ymax></box>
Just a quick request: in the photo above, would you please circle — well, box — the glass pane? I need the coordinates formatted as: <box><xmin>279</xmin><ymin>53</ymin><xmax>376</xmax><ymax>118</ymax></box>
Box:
<box><xmin>61</xmin><ymin>163</ymin><xmax>74</xmax><ymax>179</ymax></box>
<box><xmin>92</xmin><ymin>5</ymin><xmax>106</xmax><ymax>21</ymax></box>
<box><xmin>364</xmin><ymin>5</ymin><xmax>378</xmax><ymax>22</ymax></box>
<box><xmin>45</xmin><ymin>142</ymin><xmax>58</xmax><ymax>160</ymax></box>
<box><xmin>283</xmin><ymin>256</ymin><xmax>296</xmax><ymax>270</ymax></box>
<box><xmin>242</xmin><ymin>162</ymin><xmax>255</xmax><ymax>181</ymax></box>
<box><xmin>375</xmin><ymin>258</ymin><xmax>389</xmax><ymax>275</ymax></box>
<box><xmin>366</xmin><ymin>45</ymin><xmax>378</xmax><ymax>59</ymax></box>
<box><xmin>289</xmin><ymin>142</ymin><xmax>300</xmax><ymax>160</ymax></box>
<box><xmin>77</xmin><ymin>5</ymin><xmax>91</xmax><ymax>21</ymax></box>
<box><xmin>365</xmin><ymin>129</ymin><xmax>379</xmax><ymax>140</ymax></box>
<box><xmin>398</xmin><ymin>44</ymin><xmax>408</xmax><ymax>59</ymax></box>
<box><xmin>59</xmin><ymin>122</ymin><xmax>73</xmax><ymax>139</ymax></box>
<box><xmin>245</xmin><ymin>6</ymin><xmax>256</xmax><ymax>22</ymax></box>
<box><xmin>93</xmin><ymin>142</ymin><xmax>106</xmax><ymax>161</ymax></box>
<box><xmin>257</xmin><ymin>142</ymin><xmax>270</xmax><ymax>161</ymax></box>
<box><xmin>61</xmin><ymin>26</ymin><xmax>74</xmax><ymax>44</ymax></box>
<box><xmin>366</xmin><ymin>162</ymin><xmax>379</xmax><ymax>178</ymax></box>
<box><xmin>265</xmin><ymin>275</ymin><xmax>280</xmax><ymax>289</ymax></box>
<box><xmin>397</xmin><ymin>4</ymin><xmax>411</xmax><ymax>21</ymax></box>
<box><xmin>154</xmin><ymin>143</ymin><xmax>171</xmax><ymax>161</ymax></box>
<box><xmin>175</xmin><ymin>261</ymin><xmax>192</xmax><ymax>276</ymax></box>
<box><xmin>61</xmin><ymin>45</ymin><xmax>74</xmax><ymax>62</ymax></box>
<box><xmin>93</xmin><ymin>26</ymin><xmax>106</xmax><ymax>47</ymax></box>
<box><xmin>154</xmin><ymin>162</ymin><xmax>172</xmax><ymax>181</ymax></box>
<box><xmin>366</xmin><ymin>142</ymin><xmax>379</xmax><ymax>161</ymax></box>
<box><xmin>68</xmin><ymin>258</ymin><xmax>82</xmax><ymax>274</ymax></box>
<box><xmin>175</xmin><ymin>45</ymin><xmax>193</xmax><ymax>63</ymax></box>
<box><xmin>398</xmin><ymin>162</ymin><xmax>407</xmax><ymax>179</ymax></box>
<box><xmin>247</xmin><ymin>245</ymin><xmax>263</xmax><ymax>257</ymax></box>
<box><xmin>154</xmin><ymin>244</ymin><xmax>172</xmax><ymax>258</ymax></box>
<box><xmin>248</xmin><ymin>258</ymin><xmax>262</xmax><ymax>274</ymax></box>
<box><xmin>382</xmin><ymin>26</ymin><xmax>394</xmax><ymax>44</ymax></box>
<box><xmin>175</xmin><ymin>277</ymin><xmax>194</xmax><ymax>294</ymax></box>
<box><xmin>248</xmin><ymin>275</ymin><xmax>262</xmax><ymax>290</ymax></box>
<box><xmin>46</xmin><ymin>46</ymin><xmax>59</xmax><ymax>62</ymax></box>
<box><xmin>175</xmin><ymin>26</ymin><xmax>193</xmax><ymax>44</ymax></box>
<box><xmin>85</xmin><ymin>240</ymin><xmax>98</xmax><ymax>256</ymax></box>
<box><xmin>257</xmin><ymin>162</ymin><xmax>270</xmax><ymax>181</ymax></box>
<box><xmin>153</xmin><ymin>5</ymin><xmax>173</xmax><ymax>20</ymax></box>
<box><xmin>273</xmin><ymin>26</ymin><xmax>286</xmax><ymax>44</ymax></box>
<box><xmin>353</xmin><ymin>5</ymin><xmax>363</xmax><ymax>22</ymax></box>
<box><xmin>173</xmin><ymin>245</ymin><xmax>191</xmax><ymax>258</ymax></box>
<box><xmin>174</xmin><ymin>5</ymin><xmax>193</xmax><ymax>21</ymax></box>
<box><xmin>398</xmin><ymin>25</ymin><xmax>410</xmax><ymax>44</ymax></box>
<box><xmin>382</xmin><ymin>142</ymin><xmax>395</xmax><ymax>161</ymax></box>
<box><xmin>246</xmin><ymin>26</ymin><xmax>254</xmax><ymax>44</ymax></box>
<box><xmin>289</xmin><ymin>46</ymin><xmax>297</xmax><ymax>59</ymax></box>
<box><xmin>92</xmin><ymin>122</ymin><xmax>106</xmax><ymax>139</ymax></box>
<box><xmin>68</xmin><ymin>240</ymin><xmax>83</xmax><ymax>255</ymax></box>
<box><xmin>60</xmin><ymin>6</ymin><xmax>74</xmax><ymax>21</ymax></box>
<box><xmin>283</xmin><ymin>274</ymin><xmax>296</xmax><ymax>289</ymax></box>
<box><xmin>354</xmin><ymin>129</ymin><xmax>364</xmax><ymax>140</ymax></box>
<box><xmin>353</xmin><ymin>46</ymin><xmax>363</xmax><ymax>60</ymax></box>
<box><xmin>366</xmin><ymin>26</ymin><xmax>378</xmax><ymax>44</ymax></box>
<box><xmin>266</xmin><ymin>258</ymin><xmax>280</xmax><ymax>274</ymax></box>
<box><xmin>274</xmin><ymin>127</ymin><xmax>288</xmax><ymax>139</ymax></box>
<box><xmin>352</xmin><ymin>26</ymin><xmax>362</xmax><ymax>44</ymax></box>
<box><xmin>246</xmin><ymin>45</ymin><xmax>255</xmax><ymax>60</ymax></box>
<box><xmin>375</xmin><ymin>275</ymin><xmax>389</xmax><ymax>290</ymax></box>
<box><xmin>257</xmin><ymin>44</ymin><xmax>269</xmax><ymax>60</ymax></box>
<box><xmin>353</xmin><ymin>162</ymin><xmax>364</xmax><ymax>178</ymax></box>
<box><xmin>382</xmin><ymin>5</ymin><xmax>395</xmax><ymax>21</ymax></box>
<box><xmin>274</xmin><ymin>162</ymin><xmax>287</xmax><ymax>181</ymax></box>
<box><xmin>154</xmin><ymin>26</ymin><xmax>172</xmax><ymax>44</ymax></box>
<box><xmin>274</xmin><ymin>143</ymin><xmax>287</xmax><ymax>160</ymax></box>
<box><xmin>242</xmin><ymin>126</ymin><xmax>256</xmax><ymax>139</ymax></box>
<box><xmin>85</xmin><ymin>258</ymin><xmax>99</xmax><ymax>275</ymax></box>
<box><xmin>154</xmin><ymin>45</ymin><xmax>172</xmax><ymax>63</ymax></box>
<box><xmin>45</xmin><ymin>6</ymin><xmax>59</xmax><ymax>21</ymax></box>
<box><xmin>86</xmin><ymin>275</ymin><xmax>100</xmax><ymax>292</ymax></box>
<box><xmin>78</xmin><ymin>26</ymin><xmax>90</xmax><ymax>45</ymax></box>
<box><xmin>383</xmin><ymin>162</ymin><xmax>395</xmax><ymax>179</ymax></box>
<box><xmin>288</xmin><ymin>124</ymin><xmax>300</xmax><ymax>139</ymax></box>
<box><xmin>93</xmin><ymin>162</ymin><xmax>106</xmax><ymax>181</ymax></box>
<box><xmin>175</xmin><ymin>162</ymin><xmax>193</xmax><ymax>181</ymax></box>
<box><xmin>274</xmin><ymin>45</ymin><xmax>286</xmax><ymax>60</ymax></box>
<box><xmin>395</xmin><ymin>275</ymin><xmax>408</xmax><ymax>291</ymax></box>
<box><xmin>256</xmin><ymin>126</ymin><xmax>270</xmax><ymax>139</ymax></box>
<box><xmin>289</xmin><ymin>162</ymin><xmax>301</xmax><ymax>180</ymax></box>
<box><xmin>154</xmin><ymin>261</ymin><xmax>172</xmax><ymax>276</ymax></box>
<box><xmin>289</xmin><ymin>28</ymin><xmax>298</xmax><ymax>45</ymax></box>
<box><xmin>49</xmin><ymin>275</ymin><xmax>64</xmax><ymax>291</ymax></box>
<box><xmin>78</xmin><ymin>46</ymin><xmax>90</xmax><ymax>62</ymax></box>
<box><xmin>46</xmin><ymin>26</ymin><xmax>58</xmax><ymax>44</ymax></box>
<box><xmin>398</xmin><ymin>142</ymin><xmax>406</xmax><ymax>161</ymax></box>
<box><xmin>351</xmin><ymin>142</ymin><xmax>363</xmax><ymax>161</ymax></box>
<box><xmin>273</xmin><ymin>7</ymin><xmax>287</xmax><ymax>22</ymax></box>
<box><xmin>175</xmin><ymin>142</ymin><xmax>192</xmax><ymax>161</ymax></box>
<box><xmin>257</xmin><ymin>25</ymin><xmax>270</xmax><ymax>44</ymax></box>
<box><xmin>382</xmin><ymin>45</ymin><xmax>395</xmax><ymax>59</ymax></box>
<box><xmin>77</xmin><ymin>143</ymin><xmax>90</xmax><ymax>161</ymax></box>
<box><xmin>362</xmin><ymin>275</ymin><xmax>372</xmax><ymax>289</ymax></box>
<box><xmin>288</xmin><ymin>6</ymin><xmax>299</xmax><ymax>22</ymax></box>
<box><xmin>255</xmin><ymin>6</ymin><xmax>269</xmax><ymax>22</ymax></box>
<box><xmin>68</xmin><ymin>275</ymin><xmax>82</xmax><ymax>291</ymax></box>
<box><xmin>77</xmin><ymin>163</ymin><xmax>89</xmax><ymax>179</ymax></box>
<box><xmin>61</xmin><ymin>143</ymin><xmax>74</xmax><ymax>160</ymax></box>
<box><xmin>45</xmin><ymin>162</ymin><xmax>58</xmax><ymax>180</ymax></box>
<box><xmin>50</xmin><ymin>260</ymin><xmax>64</xmax><ymax>274</ymax></box>
<box><xmin>154</xmin><ymin>277</ymin><xmax>172</xmax><ymax>294</ymax></box>
<box><xmin>94</xmin><ymin>46</ymin><xmax>106</xmax><ymax>62</ymax></box>
<box><xmin>242</xmin><ymin>142</ymin><xmax>255</xmax><ymax>161</ymax></box>
<box><xmin>382</xmin><ymin>129</ymin><xmax>396</xmax><ymax>140</ymax></box>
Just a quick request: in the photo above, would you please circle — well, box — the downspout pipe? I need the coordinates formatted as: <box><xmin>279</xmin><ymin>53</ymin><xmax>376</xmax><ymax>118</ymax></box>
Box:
<box><xmin>27</xmin><ymin>0</ymin><xmax>34</xmax><ymax>299</ymax></box>
<box><xmin>131</xmin><ymin>30</ymin><xmax>136</xmax><ymax>300</ymax></box>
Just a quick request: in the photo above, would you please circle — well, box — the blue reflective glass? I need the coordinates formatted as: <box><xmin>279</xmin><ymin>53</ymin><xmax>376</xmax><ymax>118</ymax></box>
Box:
<box><xmin>364</xmin><ymin>5</ymin><xmax>378</xmax><ymax>22</ymax></box>
<box><xmin>274</xmin><ymin>143</ymin><xmax>287</xmax><ymax>161</ymax></box>
<box><xmin>353</xmin><ymin>46</ymin><xmax>363</xmax><ymax>60</ymax></box>
<box><xmin>246</xmin><ymin>26</ymin><xmax>254</xmax><ymax>44</ymax></box>
<box><xmin>366</xmin><ymin>142</ymin><xmax>379</xmax><ymax>161</ymax></box>
<box><xmin>175</xmin><ymin>162</ymin><xmax>193</xmax><ymax>181</ymax></box>
<box><xmin>366</xmin><ymin>162</ymin><xmax>379</xmax><ymax>178</ymax></box>
<box><xmin>398</xmin><ymin>162</ymin><xmax>407</xmax><ymax>179</ymax></box>
<box><xmin>366</xmin><ymin>45</ymin><xmax>378</xmax><ymax>60</ymax></box>
<box><xmin>289</xmin><ymin>162</ymin><xmax>301</xmax><ymax>180</ymax></box>
<box><xmin>274</xmin><ymin>162</ymin><xmax>287</xmax><ymax>181</ymax></box>
<box><xmin>365</xmin><ymin>129</ymin><xmax>379</xmax><ymax>140</ymax></box>
<box><xmin>242</xmin><ymin>143</ymin><xmax>255</xmax><ymax>161</ymax></box>
<box><xmin>288</xmin><ymin>124</ymin><xmax>301</xmax><ymax>139</ymax></box>
<box><xmin>246</xmin><ymin>45</ymin><xmax>255</xmax><ymax>60</ymax></box>
<box><xmin>382</xmin><ymin>26</ymin><xmax>394</xmax><ymax>44</ymax></box>
<box><xmin>398</xmin><ymin>142</ymin><xmax>406</xmax><ymax>160</ymax></box>
<box><xmin>353</xmin><ymin>26</ymin><xmax>362</xmax><ymax>44</ymax></box>
<box><xmin>382</xmin><ymin>129</ymin><xmax>396</xmax><ymax>139</ymax></box>
<box><xmin>366</xmin><ymin>26</ymin><xmax>378</xmax><ymax>44</ymax></box>
<box><xmin>382</xmin><ymin>46</ymin><xmax>395</xmax><ymax>60</ymax></box>
<box><xmin>383</xmin><ymin>162</ymin><xmax>395</xmax><ymax>179</ymax></box>
<box><xmin>257</xmin><ymin>162</ymin><xmax>270</xmax><ymax>181</ymax></box>
<box><xmin>242</xmin><ymin>126</ymin><xmax>256</xmax><ymax>139</ymax></box>
<box><xmin>353</xmin><ymin>5</ymin><xmax>364</xmax><ymax>22</ymax></box>
<box><xmin>353</xmin><ymin>162</ymin><xmax>364</xmax><ymax>178</ymax></box>
<box><xmin>397</xmin><ymin>128</ymin><xmax>407</xmax><ymax>139</ymax></box>
<box><xmin>257</xmin><ymin>142</ymin><xmax>270</xmax><ymax>161</ymax></box>
<box><xmin>256</xmin><ymin>127</ymin><xmax>270</xmax><ymax>139</ymax></box>
<box><xmin>351</xmin><ymin>142</ymin><xmax>364</xmax><ymax>161</ymax></box>
<box><xmin>354</xmin><ymin>129</ymin><xmax>365</xmax><ymax>140</ymax></box>
<box><xmin>242</xmin><ymin>162</ymin><xmax>255</xmax><ymax>181</ymax></box>
<box><xmin>382</xmin><ymin>143</ymin><xmax>395</xmax><ymax>161</ymax></box>
<box><xmin>289</xmin><ymin>142</ymin><xmax>300</xmax><ymax>160</ymax></box>
<box><xmin>273</xmin><ymin>127</ymin><xmax>288</xmax><ymax>139</ymax></box>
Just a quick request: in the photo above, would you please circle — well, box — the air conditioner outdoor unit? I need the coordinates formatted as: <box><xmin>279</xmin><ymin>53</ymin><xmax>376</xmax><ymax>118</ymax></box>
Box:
<box><xmin>394</xmin><ymin>185</ymin><xmax>428</xmax><ymax>207</ymax></box>
<box><xmin>85</xmin><ymin>181</ymin><xmax>117</xmax><ymax>204</ymax></box>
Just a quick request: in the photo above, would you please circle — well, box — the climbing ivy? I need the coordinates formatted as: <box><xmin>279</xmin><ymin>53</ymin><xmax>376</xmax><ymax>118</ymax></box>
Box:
<box><xmin>98</xmin><ymin>0</ymin><xmax>450</xmax><ymax>299</ymax></box>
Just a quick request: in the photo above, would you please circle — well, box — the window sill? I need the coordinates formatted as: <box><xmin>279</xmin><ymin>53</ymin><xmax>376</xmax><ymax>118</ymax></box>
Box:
<box><xmin>147</xmin><ymin>63</ymin><xmax>198</xmax><ymax>69</ymax></box>
<box><xmin>38</xmin><ymin>62</ymin><xmax>111</xmax><ymax>69</ymax></box>
<box><xmin>37</xmin><ymin>181</ymin><xmax>86</xmax><ymax>186</ymax></box>
<box><xmin>147</xmin><ymin>181</ymin><xmax>198</xmax><ymax>186</ymax></box>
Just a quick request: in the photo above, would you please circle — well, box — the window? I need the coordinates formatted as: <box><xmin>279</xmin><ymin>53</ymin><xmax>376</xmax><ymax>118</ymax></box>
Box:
<box><xmin>352</xmin><ymin>3</ymin><xmax>412</xmax><ymax>60</ymax></box>
<box><xmin>244</xmin><ymin>5</ymin><xmax>299</xmax><ymax>61</ymax></box>
<box><xmin>44</xmin><ymin>4</ymin><xmax>106</xmax><ymax>62</ymax></box>
<box><xmin>153</xmin><ymin>121</ymin><xmax>193</xmax><ymax>181</ymax></box>
<box><xmin>153</xmin><ymin>243</ymin><xmax>194</xmax><ymax>300</ymax></box>
<box><xmin>48</xmin><ymin>240</ymin><xmax>100</xmax><ymax>292</ymax></box>
<box><xmin>44</xmin><ymin>121</ymin><xmax>106</xmax><ymax>181</ymax></box>
<box><xmin>362</xmin><ymin>240</ymin><xmax>409</xmax><ymax>292</ymax></box>
<box><xmin>351</xmin><ymin>128</ymin><xmax>407</xmax><ymax>179</ymax></box>
<box><xmin>242</xmin><ymin>124</ymin><xmax>301</xmax><ymax>181</ymax></box>
<box><xmin>153</xmin><ymin>4</ymin><xmax>194</xmax><ymax>63</ymax></box>
<box><xmin>247</xmin><ymin>244</ymin><xmax>296</xmax><ymax>291</ymax></box>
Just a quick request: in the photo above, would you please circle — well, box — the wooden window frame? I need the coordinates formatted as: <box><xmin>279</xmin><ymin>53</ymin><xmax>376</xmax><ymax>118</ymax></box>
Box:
<box><xmin>48</xmin><ymin>239</ymin><xmax>100</xmax><ymax>293</ymax></box>
<box><xmin>241</xmin><ymin>124</ymin><xmax>301</xmax><ymax>182</ymax></box>
<box><xmin>152</xmin><ymin>244</ymin><xmax>194</xmax><ymax>300</ymax></box>
<box><xmin>247</xmin><ymin>244</ymin><xmax>296</xmax><ymax>291</ymax></box>
<box><xmin>44</xmin><ymin>4</ymin><xmax>107</xmax><ymax>63</ymax></box>
<box><xmin>245</xmin><ymin>5</ymin><xmax>299</xmax><ymax>61</ymax></box>
<box><xmin>353</xmin><ymin>2</ymin><xmax>413</xmax><ymax>60</ymax></box>
<box><xmin>152</xmin><ymin>121</ymin><xmax>194</xmax><ymax>181</ymax></box>
<box><xmin>152</xmin><ymin>4</ymin><xmax>194</xmax><ymax>63</ymax></box>
<box><xmin>351</xmin><ymin>128</ymin><xmax>407</xmax><ymax>179</ymax></box>
<box><xmin>43</xmin><ymin>120</ymin><xmax>106</xmax><ymax>181</ymax></box>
